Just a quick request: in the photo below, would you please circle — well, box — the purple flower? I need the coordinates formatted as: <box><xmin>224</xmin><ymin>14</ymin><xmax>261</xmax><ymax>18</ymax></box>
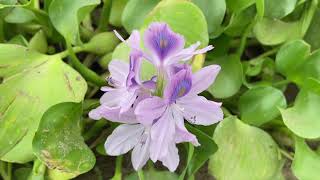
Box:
<box><xmin>115</xmin><ymin>23</ymin><xmax>213</xmax><ymax>73</ymax></box>
<box><xmin>135</xmin><ymin>64</ymin><xmax>223</xmax><ymax>165</ymax></box>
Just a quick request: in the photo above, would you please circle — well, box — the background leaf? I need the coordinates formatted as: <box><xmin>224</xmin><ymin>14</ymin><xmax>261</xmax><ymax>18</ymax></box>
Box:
<box><xmin>209</xmin><ymin>116</ymin><xmax>283</xmax><ymax>180</ymax></box>
<box><xmin>0</xmin><ymin>45</ymin><xmax>87</xmax><ymax>163</ymax></box>
<box><xmin>33</xmin><ymin>102</ymin><xmax>95</xmax><ymax>178</ymax></box>
<box><xmin>264</xmin><ymin>0</ymin><xmax>297</xmax><ymax>19</ymax></box>
<box><xmin>239</xmin><ymin>86</ymin><xmax>287</xmax><ymax>126</ymax></box>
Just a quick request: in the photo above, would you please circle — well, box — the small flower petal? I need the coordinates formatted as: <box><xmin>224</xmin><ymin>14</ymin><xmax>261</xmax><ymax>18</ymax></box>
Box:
<box><xmin>177</xmin><ymin>95</ymin><xmax>223</xmax><ymax>125</ymax></box>
<box><xmin>160</xmin><ymin>142</ymin><xmax>179</xmax><ymax>172</ymax></box>
<box><xmin>105</xmin><ymin>124</ymin><xmax>144</xmax><ymax>156</ymax></box>
<box><xmin>189</xmin><ymin>65</ymin><xmax>221</xmax><ymax>95</ymax></box>
<box><xmin>131</xmin><ymin>133</ymin><xmax>151</xmax><ymax>170</ymax></box>
<box><xmin>108</xmin><ymin>60</ymin><xmax>129</xmax><ymax>87</ymax></box>
<box><xmin>89</xmin><ymin>105</ymin><xmax>137</xmax><ymax>124</ymax></box>
<box><xmin>135</xmin><ymin>96</ymin><xmax>167</xmax><ymax>125</ymax></box>
<box><xmin>150</xmin><ymin>108</ymin><xmax>176</xmax><ymax>162</ymax></box>
<box><xmin>144</xmin><ymin>22</ymin><xmax>185</xmax><ymax>65</ymax></box>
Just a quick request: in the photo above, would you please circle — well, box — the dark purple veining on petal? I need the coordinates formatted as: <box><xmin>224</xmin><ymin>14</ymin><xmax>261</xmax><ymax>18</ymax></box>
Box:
<box><xmin>170</xmin><ymin>78</ymin><xmax>192</xmax><ymax>103</ymax></box>
<box><xmin>144</xmin><ymin>23</ymin><xmax>185</xmax><ymax>63</ymax></box>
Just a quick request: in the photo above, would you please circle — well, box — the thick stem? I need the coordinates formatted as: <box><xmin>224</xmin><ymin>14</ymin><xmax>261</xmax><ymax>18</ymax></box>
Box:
<box><xmin>137</xmin><ymin>170</ymin><xmax>145</xmax><ymax>180</ymax></box>
<box><xmin>97</xmin><ymin>0</ymin><xmax>113</xmax><ymax>32</ymax></box>
<box><xmin>66</xmin><ymin>42</ymin><xmax>106</xmax><ymax>86</ymax></box>
<box><xmin>111</xmin><ymin>156</ymin><xmax>123</xmax><ymax>180</ymax></box>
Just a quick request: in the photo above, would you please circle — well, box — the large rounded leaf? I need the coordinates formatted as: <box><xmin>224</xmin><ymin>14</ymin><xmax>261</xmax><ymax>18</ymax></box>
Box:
<box><xmin>207</xmin><ymin>55</ymin><xmax>243</xmax><ymax>98</ymax></box>
<box><xmin>292</xmin><ymin>137</ymin><xmax>320</xmax><ymax>180</ymax></box>
<box><xmin>253</xmin><ymin>18</ymin><xmax>301</xmax><ymax>45</ymax></box>
<box><xmin>33</xmin><ymin>102</ymin><xmax>95</xmax><ymax>178</ymax></box>
<box><xmin>0</xmin><ymin>44</ymin><xmax>87</xmax><ymax>163</ymax></box>
<box><xmin>192</xmin><ymin>0</ymin><xmax>226</xmax><ymax>37</ymax></box>
<box><xmin>305</xmin><ymin>8</ymin><xmax>320</xmax><ymax>50</ymax></box>
<box><xmin>264</xmin><ymin>0</ymin><xmax>297</xmax><ymax>19</ymax></box>
<box><xmin>122</xmin><ymin>0</ymin><xmax>160</xmax><ymax>33</ymax></box>
<box><xmin>239</xmin><ymin>86</ymin><xmax>287</xmax><ymax>126</ymax></box>
<box><xmin>143</xmin><ymin>0</ymin><xmax>209</xmax><ymax>46</ymax></box>
<box><xmin>49</xmin><ymin>0</ymin><xmax>100</xmax><ymax>45</ymax></box>
<box><xmin>281</xmin><ymin>90</ymin><xmax>320</xmax><ymax>139</ymax></box>
<box><xmin>209</xmin><ymin>117</ymin><xmax>283</xmax><ymax>180</ymax></box>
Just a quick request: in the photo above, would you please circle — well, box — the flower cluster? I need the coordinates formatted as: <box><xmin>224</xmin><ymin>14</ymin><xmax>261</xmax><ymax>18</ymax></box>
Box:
<box><xmin>89</xmin><ymin>22</ymin><xmax>223</xmax><ymax>171</ymax></box>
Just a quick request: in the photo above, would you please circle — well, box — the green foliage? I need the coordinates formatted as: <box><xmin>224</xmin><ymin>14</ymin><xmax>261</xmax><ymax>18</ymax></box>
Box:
<box><xmin>209</xmin><ymin>116</ymin><xmax>283</xmax><ymax>180</ymax></box>
<box><xmin>33</xmin><ymin>102</ymin><xmax>95</xmax><ymax>178</ymax></box>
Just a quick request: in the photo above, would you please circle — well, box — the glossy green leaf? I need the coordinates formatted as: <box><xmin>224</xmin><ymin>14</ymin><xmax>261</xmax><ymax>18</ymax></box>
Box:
<box><xmin>192</xmin><ymin>0</ymin><xmax>226</xmax><ymax>37</ymax></box>
<box><xmin>281</xmin><ymin>90</ymin><xmax>320</xmax><ymax>139</ymax></box>
<box><xmin>264</xmin><ymin>0</ymin><xmax>297</xmax><ymax>19</ymax></box>
<box><xmin>292</xmin><ymin>137</ymin><xmax>320</xmax><ymax>180</ymax></box>
<box><xmin>239</xmin><ymin>86</ymin><xmax>287</xmax><ymax>126</ymax></box>
<box><xmin>0</xmin><ymin>44</ymin><xmax>87</xmax><ymax>163</ymax></box>
<box><xmin>207</xmin><ymin>55</ymin><xmax>243</xmax><ymax>98</ymax></box>
<box><xmin>253</xmin><ymin>18</ymin><xmax>301</xmax><ymax>45</ymax></box>
<box><xmin>4</xmin><ymin>7</ymin><xmax>35</xmax><ymax>23</ymax></box>
<box><xmin>226</xmin><ymin>0</ymin><xmax>255</xmax><ymax>13</ymax></box>
<box><xmin>109</xmin><ymin>0</ymin><xmax>128</xmax><ymax>27</ymax></box>
<box><xmin>305</xmin><ymin>8</ymin><xmax>320</xmax><ymax>50</ymax></box>
<box><xmin>275</xmin><ymin>40</ymin><xmax>310</xmax><ymax>79</ymax></box>
<box><xmin>28</xmin><ymin>30</ymin><xmax>48</xmax><ymax>54</ymax></box>
<box><xmin>144</xmin><ymin>0</ymin><xmax>209</xmax><ymax>46</ymax></box>
<box><xmin>33</xmin><ymin>102</ymin><xmax>95</xmax><ymax>178</ymax></box>
<box><xmin>186</xmin><ymin>124</ymin><xmax>218</xmax><ymax>175</ymax></box>
<box><xmin>122</xmin><ymin>0</ymin><xmax>160</xmax><ymax>33</ymax></box>
<box><xmin>209</xmin><ymin>116</ymin><xmax>283</xmax><ymax>180</ymax></box>
<box><xmin>49</xmin><ymin>0</ymin><xmax>100</xmax><ymax>45</ymax></box>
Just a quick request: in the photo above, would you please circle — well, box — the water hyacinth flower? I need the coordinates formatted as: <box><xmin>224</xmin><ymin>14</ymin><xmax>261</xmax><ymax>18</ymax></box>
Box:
<box><xmin>89</xmin><ymin>22</ymin><xmax>223</xmax><ymax>172</ymax></box>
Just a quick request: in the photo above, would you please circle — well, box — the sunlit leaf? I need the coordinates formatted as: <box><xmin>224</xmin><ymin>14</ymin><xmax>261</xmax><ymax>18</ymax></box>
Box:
<box><xmin>209</xmin><ymin>116</ymin><xmax>283</xmax><ymax>180</ymax></box>
<box><xmin>281</xmin><ymin>90</ymin><xmax>320</xmax><ymax>139</ymax></box>
<box><xmin>0</xmin><ymin>44</ymin><xmax>87</xmax><ymax>163</ymax></box>
<box><xmin>292</xmin><ymin>137</ymin><xmax>320</xmax><ymax>180</ymax></box>
<box><xmin>33</xmin><ymin>102</ymin><xmax>95</xmax><ymax>178</ymax></box>
<box><xmin>239</xmin><ymin>86</ymin><xmax>287</xmax><ymax>126</ymax></box>
<box><xmin>264</xmin><ymin>0</ymin><xmax>297</xmax><ymax>19</ymax></box>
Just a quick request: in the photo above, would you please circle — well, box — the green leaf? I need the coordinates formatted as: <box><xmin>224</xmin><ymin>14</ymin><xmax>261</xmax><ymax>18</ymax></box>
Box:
<box><xmin>28</xmin><ymin>30</ymin><xmax>48</xmax><ymax>54</ymax></box>
<box><xmin>292</xmin><ymin>137</ymin><xmax>320</xmax><ymax>180</ymax></box>
<box><xmin>275</xmin><ymin>40</ymin><xmax>310</xmax><ymax>79</ymax></box>
<box><xmin>305</xmin><ymin>8</ymin><xmax>320</xmax><ymax>50</ymax></box>
<box><xmin>192</xmin><ymin>0</ymin><xmax>226</xmax><ymax>37</ymax></box>
<box><xmin>209</xmin><ymin>116</ymin><xmax>283</xmax><ymax>180</ymax></box>
<box><xmin>226</xmin><ymin>0</ymin><xmax>255</xmax><ymax>13</ymax></box>
<box><xmin>280</xmin><ymin>90</ymin><xmax>320</xmax><ymax>139</ymax></box>
<box><xmin>109</xmin><ymin>0</ymin><xmax>128</xmax><ymax>27</ymax></box>
<box><xmin>4</xmin><ymin>7</ymin><xmax>35</xmax><ymax>24</ymax></box>
<box><xmin>48</xmin><ymin>0</ymin><xmax>100</xmax><ymax>45</ymax></box>
<box><xmin>14</xmin><ymin>167</ymin><xmax>32</xmax><ymax>180</ymax></box>
<box><xmin>207</xmin><ymin>55</ymin><xmax>243</xmax><ymax>98</ymax></box>
<box><xmin>7</xmin><ymin>34</ymin><xmax>28</xmax><ymax>46</ymax></box>
<box><xmin>0</xmin><ymin>44</ymin><xmax>87</xmax><ymax>163</ymax></box>
<box><xmin>143</xmin><ymin>0</ymin><xmax>209</xmax><ymax>46</ymax></box>
<box><xmin>122</xmin><ymin>0</ymin><xmax>160</xmax><ymax>33</ymax></box>
<box><xmin>239</xmin><ymin>86</ymin><xmax>287</xmax><ymax>126</ymax></box>
<box><xmin>186</xmin><ymin>124</ymin><xmax>218</xmax><ymax>175</ymax></box>
<box><xmin>33</xmin><ymin>102</ymin><xmax>95</xmax><ymax>178</ymax></box>
<box><xmin>253</xmin><ymin>18</ymin><xmax>301</xmax><ymax>45</ymax></box>
<box><xmin>264</xmin><ymin>0</ymin><xmax>297</xmax><ymax>19</ymax></box>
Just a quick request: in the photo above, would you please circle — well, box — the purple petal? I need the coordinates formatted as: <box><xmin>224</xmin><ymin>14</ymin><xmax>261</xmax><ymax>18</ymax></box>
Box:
<box><xmin>159</xmin><ymin>142</ymin><xmax>179</xmax><ymax>172</ymax></box>
<box><xmin>172</xmin><ymin>106</ymin><xmax>200</xmax><ymax>146</ymax></box>
<box><xmin>189</xmin><ymin>65</ymin><xmax>221</xmax><ymax>95</ymax></box>
<box><xmin>144</xmin><ymin>22</ymin><xmax>185</xmax><ymax>65</ymax></box>
<box><xmin>150</xmin><ymin>108</ymin><xmax>176</xmax><ymax>162</ymax></box>
<box><xmin>135</xmin><ymin>96</ymin><xmax>167</xmax><ymax>125</ymax></box>
<box><xmin>100</xmin><ymin>88</ymin><xmax>128</xmax><ymax>107</ymax></box>
<box><xmin>164</xmin><ymin>66</ymin><xmax>192</xmax><ymax>104</ymax></box>
<box><xmin>126</xmin><ymin>50</ymin><xmax>143</xmax><ymax>87</ymax></box>
<box><xmin>89</xmin><ymin>105</ymin><xmax>137</xmax><ymax>124</ymax></box>
<box><xmin>128</xmin><ymin>30</ymin><xmax>141</xmax><ymax>50</ymax></box>
<box><xmin>131</xmin><ymin>132</ymin><xmax>151</xmax><ymax>170</ymax></box>
<box><xmin>105</xmin><ymin>124</ymin><xmax>144</xmax><ymax>156</ymax></box>
<box><xmin>177</xmin><ymin>95</ymin><xmax>223</xmax><ymax>125</ymax></box>
<box><xmin>108</xmin><ymin>60</ymin><xmax>129</xmax><ymax>87</ymax></box>
<box><xmin>167</xmin><ymin>42</ymin><xmax>214</xmax><ymax>66</ymax></box>
<box><xmin>118</xmin><ymin>90</ymin><xmax>138</xmax><ymax>113</ymax></box>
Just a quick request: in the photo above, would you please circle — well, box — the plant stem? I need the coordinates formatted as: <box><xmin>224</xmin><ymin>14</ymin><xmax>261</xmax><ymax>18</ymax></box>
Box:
<box><xmin>179</xmin><ymin>143</ymin><xmax>194</xmax><ymax>180</ymax></box>
<box><xmin>236</xmin><ymin>17</ymin><xmax>256</xmax><ymax>57</ymax></box>
<box><xmin>7</xmin><ymin>163</ymin><xmax>11</xmax><ymax>180</ymax></box>
<box><xmin>111</xmin><ymin>156</ymin><xmax>123</xmax><ymax>180</ymax></box>
<box><xmin>279</xmin><ymin>148</ymin><xmax>294</xmax><ymax>161</ymax></box>
<box><xmin>83</xmin><ymin>120</ymin><xmax>108</xmax><ymax>141</ymax></box>
<box><xmin>137</xmin><ymin>170</ymin><xmax>145</xmax><ymax>180</ymax></box>
<box><xmin>0</xmin><ymin>161</ymin><xmax>8</xmax><ymax>180</ymax></box>
<box><xmin>56</xmin><ymin>46</ymin><xmax>86</xmax><ymax>59</ymax></box>
<box><xmin>97</xmin><ymin>0</ymin><xmax>113</xmax><ymax>32</ymax></box>
<box><xmin>249</xmin><ymin>47</ymin><xmax>279</xmax><ymax>62</ymax></box>
<box><xmin>273</xmin><ymin>79</ymin><xmax>291</xmax><ymax>87</ymax></box>
<box><xmin>66</xmin><ymin>42</ymin><xmax>106</xmax><ymax>86</ymax></box>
